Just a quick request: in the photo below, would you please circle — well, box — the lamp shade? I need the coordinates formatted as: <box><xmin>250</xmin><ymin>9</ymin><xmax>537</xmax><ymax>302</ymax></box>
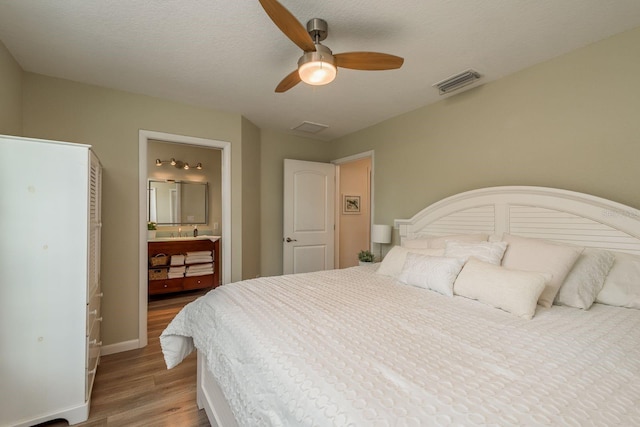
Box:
<box><xmin>298</xmin><ymin>61</ymin><xmax>337</xmax><ymax>85</ymax></box>
<box><xmin>297</xmin><ymin>44</ymin><xmax>337</xmax><ymax>86</ymax></box>
<box><xmin>371</xmin><ymin>224</ymin><xmax>392</xmax><ymax>244</ymax></box>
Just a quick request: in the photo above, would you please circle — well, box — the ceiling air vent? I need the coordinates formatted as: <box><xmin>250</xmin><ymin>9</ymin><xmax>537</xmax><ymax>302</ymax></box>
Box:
<box><xmin>433</xmin><ymin>69</ymin><xmax>481</xmax><ymax>95</ymax></box>
<box><xmin>292</xmin><ymin>121</ymin><xmax>329</xmax><ymax>134</ymax></box>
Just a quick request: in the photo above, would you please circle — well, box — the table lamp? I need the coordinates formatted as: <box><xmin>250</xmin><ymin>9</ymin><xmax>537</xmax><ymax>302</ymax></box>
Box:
<box><xmin>371</xmin><ymin>224</ymin><xmax>392</xmax><ymax>261</ymax></box>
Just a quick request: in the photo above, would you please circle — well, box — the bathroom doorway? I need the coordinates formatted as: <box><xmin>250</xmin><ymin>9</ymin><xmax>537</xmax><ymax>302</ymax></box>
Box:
<box><xmin>138</xmin><ymin>130</ymin><xmax>231</xmax><ymax>348</ymax></box>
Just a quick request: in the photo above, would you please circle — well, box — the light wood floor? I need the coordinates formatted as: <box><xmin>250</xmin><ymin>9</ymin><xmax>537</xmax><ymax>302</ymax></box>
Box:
<box><xmin>39</xmin><ymin>290</ymin><xmax>211</xmax><ymax>427</ymax></box>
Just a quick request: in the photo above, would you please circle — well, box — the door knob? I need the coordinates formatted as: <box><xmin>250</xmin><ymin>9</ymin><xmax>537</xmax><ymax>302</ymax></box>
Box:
<box><xmin>285</xmin><ymin>237</ymin><xmax>297</xmax><ymax>242</ymax></box>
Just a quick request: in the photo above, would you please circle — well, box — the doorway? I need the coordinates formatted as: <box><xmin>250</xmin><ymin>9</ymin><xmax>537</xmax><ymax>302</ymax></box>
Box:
<box><xmin>281</xmin><ymin>151</ymin><xmax>374</xmax><ymax>272</ymax></box>
<box><xmin>333</xmin><ymin>152</ymin><xmax>373</xmax><ymax>268</ymax></box>
<box><xmin>138</xmin><ymin>130</ymin><xmax>231</xmax><ymax>348</ymax></box>
<box><xmin>282</xmin><ymin>150</ymin><xmax>375</xmax><ymax>274</ymax></box>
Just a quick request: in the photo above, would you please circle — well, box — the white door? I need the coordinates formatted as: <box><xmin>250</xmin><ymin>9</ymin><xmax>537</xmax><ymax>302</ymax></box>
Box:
<box><xmin>283</xmin><ymin>159</ymin><xmax>335</xmax><ymax>274</ymax></box>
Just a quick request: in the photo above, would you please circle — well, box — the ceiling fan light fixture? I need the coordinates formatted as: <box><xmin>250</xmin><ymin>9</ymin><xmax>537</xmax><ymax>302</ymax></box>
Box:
<box><xmin>298</xmin><ymin>61</ymin><xmax>337</xmax><ymax>85</ymax></box>
<box><xmin>298</xmin><ymin>45</ymin><xmax>337</xmax><ymax>86</ymax></box>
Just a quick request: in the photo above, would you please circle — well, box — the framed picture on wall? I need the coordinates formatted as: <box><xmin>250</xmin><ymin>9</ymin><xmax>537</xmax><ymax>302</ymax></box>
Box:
<box><xmin>343</xmin><ymin>195</ymin><xmax>361</xmax><ymax>214</ymax></box>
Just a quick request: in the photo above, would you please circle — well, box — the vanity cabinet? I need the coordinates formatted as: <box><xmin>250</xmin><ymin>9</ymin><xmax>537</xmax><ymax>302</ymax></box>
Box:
<box><xmin>148</xmin><ymin>238</ymin><xmax>220</xmax><ymax>296</ymax></box>
<box><xmin>0</xmin><ymin>135</ymin><xmax>102</xmax><ymax>426</ymax></box>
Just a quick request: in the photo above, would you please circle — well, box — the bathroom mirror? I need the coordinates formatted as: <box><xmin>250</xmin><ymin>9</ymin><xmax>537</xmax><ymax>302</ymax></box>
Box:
<box><xmin>148</xmin><ymin>180</ymin><xmax>208</xmax><ymax>225</ymax></box>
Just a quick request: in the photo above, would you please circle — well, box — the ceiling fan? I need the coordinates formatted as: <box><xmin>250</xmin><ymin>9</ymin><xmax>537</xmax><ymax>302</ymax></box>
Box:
<box><xmin>258</xmin><ymin>0</ymin><xmax>404</xmax><ymax>93</ymax></box>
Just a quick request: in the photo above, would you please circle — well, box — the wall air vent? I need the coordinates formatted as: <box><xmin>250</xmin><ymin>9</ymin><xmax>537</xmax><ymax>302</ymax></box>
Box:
<box><xmin>433</xmin><ymin>69</ymin><xmax>482</xmax><ymax>95</ymax></box>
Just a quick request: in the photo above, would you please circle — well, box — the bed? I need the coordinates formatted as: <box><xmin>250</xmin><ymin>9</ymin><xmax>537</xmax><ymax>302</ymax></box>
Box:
<box><xmin>161</xmin><ymin>186</ymin><xmax>640</xmax><ymax>426</ymax></box>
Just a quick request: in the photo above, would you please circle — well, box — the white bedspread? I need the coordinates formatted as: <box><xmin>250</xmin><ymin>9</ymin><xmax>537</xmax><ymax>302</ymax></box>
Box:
<box><xmin>161</xmin><ymin>266</ymin><xmax>640</xmax><ymax>426</ymax></box>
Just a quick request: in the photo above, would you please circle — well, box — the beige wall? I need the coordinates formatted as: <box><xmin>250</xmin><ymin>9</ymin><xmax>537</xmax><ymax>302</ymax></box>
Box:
<box><xmin>0</xmin><ymin>40</ymin><xmax>22</xmax><ymax>135</ymax></box>
<box><xmin>147</xmin><ymin>140</ymin><xmax>222</xmax><ymax>232</ymax></box>
<box><xmin>21</xmin><ymin>72</ymin><xmax>246</xmax><ymax>347</ymax></box>
<box><xmin>331</xmin><ymin>27</ymin><xmax>640</xmax><ymax>244</ymax></box>
<box><xmin>260</xmin><ymin>129</ymin><xmax>333</xmax><ymax>277</ymax></box>
<box><xmin>241</xmin><ymin>117</ymin><xmax>261</xmax><ymax>279</ymax></box>
<box><xmin>338</xmin><ymin>158</ymin><xmax>371</xmax><ymax>267</ymax></box>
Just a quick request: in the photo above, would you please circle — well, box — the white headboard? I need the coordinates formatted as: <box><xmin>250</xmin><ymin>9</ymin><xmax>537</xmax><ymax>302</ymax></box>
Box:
<box><xmin>394</xmin><ymin>186</ymin><xmax>640</xmax><ymax>255</ymax></box>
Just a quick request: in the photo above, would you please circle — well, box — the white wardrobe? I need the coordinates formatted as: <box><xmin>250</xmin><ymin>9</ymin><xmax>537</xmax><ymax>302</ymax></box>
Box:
<box><xmin>0</xmin><ymin>135</ymin><xmax>102</xmax><ymax>426</ymax></box>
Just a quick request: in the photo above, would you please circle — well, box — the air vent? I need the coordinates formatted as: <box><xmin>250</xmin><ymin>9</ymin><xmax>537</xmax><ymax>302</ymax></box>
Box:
<box><xmin>433</xmin><ymin>69</ymin><xmax>481</xmax><ymax>95</ymax></box>
<box><xmin>292</xmin><ymin>121</ymin><xmax>329</xmax><ymax>134</ymax></box>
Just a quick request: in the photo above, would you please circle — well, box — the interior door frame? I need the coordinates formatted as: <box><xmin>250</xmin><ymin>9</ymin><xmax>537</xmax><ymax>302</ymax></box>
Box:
<box><xmin>332</xmin><ymin>150</ymin><xmax>375</xmax><ymax>268</ymax></box>
<box><xmin>138</xmin><ymin>130</ymin><xmax>231</xmax><ymax>348</ymax></box>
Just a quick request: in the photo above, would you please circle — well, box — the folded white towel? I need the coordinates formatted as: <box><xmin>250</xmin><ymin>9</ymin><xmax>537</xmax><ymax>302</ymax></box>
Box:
<box><xmin>167</xmin><ymin>273</ymin><xmax>184</xmax><ymax>279</ymax></box>
<box><xmin>186</xmin><ymin>254</ymin><xmax>213</xmax><ymax>260</ymax></box>
<box><xmin>185</xmin><ymin>256</ymin><xmax>213</xmax><ymax>264</ymax></box>
<box><xmin>187</xmin><ymin>263</ymin><xmax>213</xmax><ymax>271</ymax></box>
<box><xmin>169</xmin><ymin>266</ymin><xmax>186</xmax><ymax>274</ymax></box>
<box><xmin>185</xmin><ymin>251</ymin><xmax>212</xmax><ymax>257</ymax></box>
<box><xmin>170</xmin><ymin>254</ymin><xmax>185</xmax><ymax>266</ymax></box>
<box><xmin>185</xmin><ymin>269</ymin><xmax>213</xmax><ymax>277</ymax></box>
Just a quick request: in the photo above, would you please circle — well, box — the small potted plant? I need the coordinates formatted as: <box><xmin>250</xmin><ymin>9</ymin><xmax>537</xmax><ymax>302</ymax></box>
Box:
<box><xmin>358</xmin><ymin>249</ymin><xmax>375</xmax><ymax>266</ymax></box>
<box><xmin>147</xmin><ymin>221</ymin><xmax>157</xmax><ymax>239</ymax></box>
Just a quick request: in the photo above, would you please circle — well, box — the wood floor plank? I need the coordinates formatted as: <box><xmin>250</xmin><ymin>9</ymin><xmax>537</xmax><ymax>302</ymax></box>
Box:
<box><xmin>36</xmin><ymin>290</ymin><xmax>210</xmax><ymax>427</ymax></box>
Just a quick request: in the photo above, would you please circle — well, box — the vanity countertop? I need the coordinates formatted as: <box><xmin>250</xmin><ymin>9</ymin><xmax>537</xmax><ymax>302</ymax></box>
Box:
<box><xmin>148</xmin><ymin>235</ymin><xmax>221</xmax><ymax>243</ymax></box>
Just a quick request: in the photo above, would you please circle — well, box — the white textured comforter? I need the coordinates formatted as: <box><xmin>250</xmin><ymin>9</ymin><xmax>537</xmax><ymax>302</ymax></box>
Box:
<box><xmin>161</xmin><ymin>266</ymin><xmax>640</xmax><ymax>426</ymax></box>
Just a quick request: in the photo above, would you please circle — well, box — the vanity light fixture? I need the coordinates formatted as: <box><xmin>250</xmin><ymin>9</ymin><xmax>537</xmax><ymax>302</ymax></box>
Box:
<box><xmin>155</xmin><ymin>158</ymin><xmax>203</xmax><ymax>170</ymax></box>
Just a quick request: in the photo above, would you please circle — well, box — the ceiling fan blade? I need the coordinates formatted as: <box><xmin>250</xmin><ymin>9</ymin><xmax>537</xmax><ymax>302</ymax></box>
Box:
<box><xmin>258</xmin><ymin>0</ymin><xmax>316</xmax><ymax>52</ymax></box>
<box><xmin>275</xmin><ymin>69</ymin><xmax>302</xmax><ymax>93</ymax></box>
<box><xmin>334</xmin><ymin>52</ymin><xmax>404</xmax><ymax>70</ymax></box>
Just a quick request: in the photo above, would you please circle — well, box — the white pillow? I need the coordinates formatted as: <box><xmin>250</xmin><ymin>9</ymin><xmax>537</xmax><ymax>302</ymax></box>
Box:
<box><xmin>555</xmin><ymin>249</ymin><xmax>615</xmax><ymax>309</ymax></box>
<box><xmin>376</xmin><ymin>246</ymin><xmax>445</xmax><ymax>279</ymax></box>
<box><xmin>500</xmin><ymin>234</ymin><xmax>582</xmax><ymax>308</ymax></box>
<box><xmin>454</xmin><ymin>258</ymin><xmax>547</xmax><ymax>320</ymax></box>
<box><xmin>408</xmin><ymin>233</ymin><xmax>488</xmax><ymax>249</ymax></box>
<box><xmin>398</xmin><ymin>253</ymin><xmax>465</xmax><ymax>297</ymax></box>
<box><xmin>596</xmin><ymin>252</ymin><xmax>640</xmax><ymax>309</ymax></box>
<box><xmin>445</xmin><ymin>240</ymin><xmax>508</xmax><ymax>265</ymax></box>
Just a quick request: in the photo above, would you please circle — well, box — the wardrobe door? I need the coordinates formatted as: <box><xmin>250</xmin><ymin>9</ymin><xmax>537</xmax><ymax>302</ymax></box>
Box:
<box><xmin>0</xmin><ymin>135</ymin><xmax>99</xmax><ymax>426</ymax></box>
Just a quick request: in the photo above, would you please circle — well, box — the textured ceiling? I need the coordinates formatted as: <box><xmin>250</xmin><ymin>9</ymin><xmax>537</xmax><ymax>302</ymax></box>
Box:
<box><xmin>1</xmin><ymin>0</ymin><xmax>640</xmax><ymax>141</ymax></box>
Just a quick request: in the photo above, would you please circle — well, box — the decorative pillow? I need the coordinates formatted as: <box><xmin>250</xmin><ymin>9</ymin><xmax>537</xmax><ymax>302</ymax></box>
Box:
<box><xmin>454</xmin><ymin>258</ymin><xmax>547</xmax><ymax>320</ymax></box>
<box><xmin>500</xmin><ymin>234</ymin><xmax>583</xmax><ymax>308</ymax></box>
<box><xmin>444</xmin><ymin>240</ymin><xmax>508</xmax><ymax>265</ymax></box>
<box><xmin>376</xmin><ymin>246</ymin><xmax>444</xmax><ymax>279</ymax></box>
<box><xmin>596</xmin><ymin>252</ymin><xmax>640</xmax><ymax>309</ymax></box>
<box><xmin>555</xmin><ymin>249</ymin><xmax>615</xmax><ymax>309</ymax></box>
<box><xmin>411</xmin><ymin>233</ymin><xmax>489</xmax><ymax>249</ymax></box>
<box><xmin>398</xmin><ymin>253</ymin><xmax>465</xmax><ymax>296</ymax></box>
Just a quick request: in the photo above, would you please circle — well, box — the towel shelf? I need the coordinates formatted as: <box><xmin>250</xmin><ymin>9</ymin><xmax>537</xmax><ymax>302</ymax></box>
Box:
<box><xmin>147</xmin><ymin>238</ymin><xmax>220</xmax><ymax>296</ymax></box>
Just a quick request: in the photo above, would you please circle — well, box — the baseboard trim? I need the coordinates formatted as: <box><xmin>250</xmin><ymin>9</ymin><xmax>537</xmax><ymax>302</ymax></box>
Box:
<box><xmin>101</xmin><ymin>339</ymin><xmax>141</xmax><ymax>356</ymax></box>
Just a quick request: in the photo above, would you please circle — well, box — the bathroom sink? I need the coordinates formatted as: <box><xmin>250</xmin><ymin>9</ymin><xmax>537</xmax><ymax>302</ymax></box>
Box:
<box><xmin>148</xmin><ymin>235</ymin><xmax>220</xmax><ymax>242</ymax></box>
